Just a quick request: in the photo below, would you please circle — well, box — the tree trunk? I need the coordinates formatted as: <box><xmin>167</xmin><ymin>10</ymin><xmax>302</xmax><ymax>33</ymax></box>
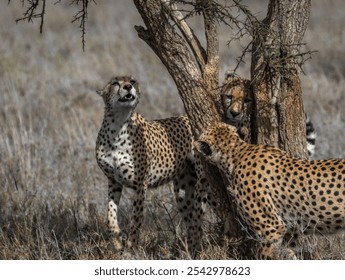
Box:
<box><xmin>133</xmin><ymin>0</ymin><xmax>312</xmax><ymax>259</ymax></box>
<box><xmin>133</xmin><ymin>0</ymin><xmax>244</xmax><ymax>254</ymax></box>
<box><xmin>251</xmin><ymin>0</ymin><xmax>311</xmax><ymax>159</ymax></box>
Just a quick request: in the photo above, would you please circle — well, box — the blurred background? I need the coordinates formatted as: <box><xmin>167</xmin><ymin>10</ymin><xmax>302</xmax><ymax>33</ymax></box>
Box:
<box><xmin>0</xmin><ymin>0</ymin><xmax>344</xmax><ymax>259</ymax></box>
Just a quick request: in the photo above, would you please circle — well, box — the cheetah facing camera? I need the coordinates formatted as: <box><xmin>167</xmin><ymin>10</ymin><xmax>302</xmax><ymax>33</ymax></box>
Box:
<box><xmin>95</xmin><ymin>75</ymin><xmax>198</xmax><ymax>251</ymax></box>
<box><xmin>221</xmin><ymin>74</ymin><xmax>317</xmax><ymax>157</ymax></box>
<box><xmin>194</xmin><ymin>122</ymin><xmax>345</xmax><ymax>259</ymax></box>
<box><xmin>221</xmin><ymin>75</ymin><xmax>254</xmax><ymax>143</ymax></box>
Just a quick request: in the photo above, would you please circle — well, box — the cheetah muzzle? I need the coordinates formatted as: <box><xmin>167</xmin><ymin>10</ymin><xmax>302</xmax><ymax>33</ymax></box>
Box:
<box><xmin>118</xmin><ymin>92</ymin><xmax>136</xmax><ymax>102</ymax></box>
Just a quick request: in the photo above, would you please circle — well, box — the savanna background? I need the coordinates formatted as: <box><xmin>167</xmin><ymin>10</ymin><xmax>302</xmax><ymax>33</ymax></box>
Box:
<box><xmin>0</xmin><ymin>0</ymin><xmax>344</xmax><ymax>259</ymax></box>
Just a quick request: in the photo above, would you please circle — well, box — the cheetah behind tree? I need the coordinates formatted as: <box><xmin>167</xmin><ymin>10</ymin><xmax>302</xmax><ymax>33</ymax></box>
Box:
<box><xmin>221</xmin><ymin>75</ymin><xmax>253</xmax><ymax>143</ymax></box>
<box><xmin>95</xmin><ymin>75</ymin><xmax>198</xmax><ymax>251</ymax></box>
<box><xmin>221</xmin><ymin>74</ymin><xmax>317</xmax><ymax>157</ymax></box>
<box><xmin>194</xmin><ymin>122</ymin><xmax>345</xmax><ymax>259</ymax></box>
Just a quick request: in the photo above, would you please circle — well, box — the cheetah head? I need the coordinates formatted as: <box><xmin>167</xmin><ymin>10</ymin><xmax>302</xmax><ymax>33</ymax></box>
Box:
<box><xmin>221</xmin><ymin>76</ymin><xmax>252</xmax><ymax>125</ymax></box>
<box><xmin>194</xmin><ymin>122</ymin><xmax>240</xmax><ymax>169</ymax></box>
<box><xmin>97</xmin><ymin>76</ymin><xmax>140</xmax><ymax>110</ymax></box>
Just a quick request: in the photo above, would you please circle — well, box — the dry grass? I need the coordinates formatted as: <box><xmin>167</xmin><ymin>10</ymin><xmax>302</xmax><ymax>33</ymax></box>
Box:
<box><xmin>0</xmin><ymin>0</ymin><xmax>344</xmax><ymax>259</ymax></box>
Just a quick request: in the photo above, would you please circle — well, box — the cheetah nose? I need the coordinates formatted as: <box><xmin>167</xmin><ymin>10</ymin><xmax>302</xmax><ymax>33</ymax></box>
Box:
<box><xmin>230</xmin><ymin>110</ymin><xmax>240</xmax><ymax>118</ymax></box>
<box><xmin>123</xmin><ymin>84</ymin><xmax>132</xmax><ymax>91</ymax></box>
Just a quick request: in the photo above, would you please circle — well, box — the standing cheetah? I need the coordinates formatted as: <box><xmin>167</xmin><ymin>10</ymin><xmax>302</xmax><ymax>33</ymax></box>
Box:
<box><xmin>194</xmin><ymin>122</ymin><xmax>345</xmax><ymax>259</ymax></box>
<box><xmin>95</xmin><ymin>75</ymin><xmax>199</xmax><ymax>251</ymax></box>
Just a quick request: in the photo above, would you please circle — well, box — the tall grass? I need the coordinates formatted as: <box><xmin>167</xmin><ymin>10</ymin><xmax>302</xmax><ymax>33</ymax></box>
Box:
<box><xmin>0</xmin><ymin>0</ymin><xmax>344</xmax><ymax>259</ymax></box>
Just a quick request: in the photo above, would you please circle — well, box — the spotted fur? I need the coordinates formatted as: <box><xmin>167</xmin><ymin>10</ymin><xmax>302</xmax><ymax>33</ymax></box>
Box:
<box><xmin>195</xmin><ymin>122</ymin><xmax>345</xmax><ymax>259</ymax></box>
<box><xmin>95</xmin><ymin>76</ymin><xmax>199</xmax><ymax>250</ymax></box>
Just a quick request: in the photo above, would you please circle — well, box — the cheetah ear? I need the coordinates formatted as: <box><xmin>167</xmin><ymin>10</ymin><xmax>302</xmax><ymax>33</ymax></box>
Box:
<box><xmin>96</xmin><ymin>89</ymin><xmax>104</xmax><ymax>96</ymax></box>
<box><xmin>197</xmin><ymin>141</ymin><xmax>213</xmax><ymax>157</ymax></box>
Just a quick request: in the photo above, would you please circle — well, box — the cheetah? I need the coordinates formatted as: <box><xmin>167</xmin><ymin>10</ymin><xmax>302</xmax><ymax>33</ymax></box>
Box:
<box><xmin>194</xmin><ymin>122</ymin><xmax>345</xmax><ymax>259</ymax></box>
<box><xmin>221</xmin><ymin>74</ymin><xmax>317</xmax><ymax>157</ymax></box>
<box><xmin>95</xmin><ymin>75</ymin><xmax>199</xmax><ymax>251</ymax></box>
<box><xmin>221</xmin><ymin>74</ymin><xmax>253</xmax><ymax>143</ymax></box>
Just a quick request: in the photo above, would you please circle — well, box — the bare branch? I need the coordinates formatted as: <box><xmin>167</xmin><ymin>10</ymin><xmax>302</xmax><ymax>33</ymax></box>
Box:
<box><xmin>13</xmin><ymin>0</ymin><xmax>46</xmax><ymax>33</ymax></box>
<box><xmin>133</xmin><ymin>0</ymin><xmax>202</xmax><ymax>83</ymax></box>
<box><xmin>40</xmin><ymin>0</ymin><xmax>45</xmax><ymax>33</ymax></box>
<box><xmin>200</xmin><ymin>0</ymin><xmax>219</xmax><ymax>86</ymax></box>
<box><xmin>175</xmin><ymin>0</ymin><xmax>242</xmax><ymax>28</ymax></box>
<box><xmin>71</xmin><ymin>0</ymin><xmax>93</xmax><ymax>52</ymax></box>
<box><xmin>162</xmin><ymin>0</ymin><xmax>206</xmax><ymax>71</ymax></box>
<box><xmin>9</xmin><ymin>0</ymin><xmax>97</xmax><ymax>51</ymax></box>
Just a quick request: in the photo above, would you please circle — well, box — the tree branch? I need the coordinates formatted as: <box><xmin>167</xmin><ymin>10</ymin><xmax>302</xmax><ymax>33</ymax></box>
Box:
<box><xmin>134</xmin><ymin>0</ymin><xmax>201</xmax><ymax>80</ymax></box>
<box><xmin>200</xmin><ymin>0</ymin><xmax>219</xmax><ymax>88</ymax></box>
<box><xmin>13</xmin><ymin>0</ymin><xmax>46</xmax><ymax>33</ymax></box>
<box><xmin>10</xmin><ymin>0</ymin><xmax>97</xmax><ymax>51</ymax></box>
<box><xmin>162</xmin><ymin>0</ymin><xmax>207</xmax><ymax>71</ymax></box>
<box><xmin>71</xmin><ymin>0</ymin><xmax>93</xmax><ymax>51</ymax></box>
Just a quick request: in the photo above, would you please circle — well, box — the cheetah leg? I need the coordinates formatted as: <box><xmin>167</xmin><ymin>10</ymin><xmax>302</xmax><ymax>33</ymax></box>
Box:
<box><xmin>127</xmin><ymin>187</ymin><xmax>146</xmax><ymax>248</ymax></box>
<box><xmin>180</xmin><ymin>153</ymin><xmax>224</xmax><ymax>257</ymax></box>
<box><xmin>243</xmin><ymin>205</ymin><xmax>296</xmax><ymax>259</ymax></box>
<box><xmin>283</xmin><ymin>232</ymin><xmax>321</xmax><ymax>260</ymax></box>
<box><xmin>259</xmin><ymin>242</ymin><xmax>280</xmax><ymax>260</ymax></box>
<box><xmin>257</xmin><ymin>225</ymin><xmax>297</xmax><ymax>259</ymax></box>
<box><xmin>108</xmin><ymin>179</ymin><xmax>123</xmax><ymax>250</ymax></box>
<box><xmin>173</xmin><ymin>168</ymin><xmax>197</xmax><ymax>253</ymax></box>
<box><xmin>191</xmin><ymin>180</ymin><xmax>206</xmax><ymax>256</ymax></box>
<box><xmin>189</xmin><ymin>155</ymin><xmax>211</xmax><ymax>256</ymax></box>
<box><xmin>259</xmin><ymin>240</ymin><xmax>297</xmax><ymax>260</ymax></box>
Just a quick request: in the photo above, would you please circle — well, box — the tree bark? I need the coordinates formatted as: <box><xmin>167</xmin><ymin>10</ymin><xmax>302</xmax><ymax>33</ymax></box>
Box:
<box><xmin>251</xmin><ymin>0</ymin><xmax>311</xmax><ymax>159</ymax></box>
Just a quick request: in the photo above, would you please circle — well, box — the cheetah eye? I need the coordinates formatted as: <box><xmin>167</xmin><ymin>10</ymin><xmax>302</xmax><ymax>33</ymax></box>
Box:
<box><xmin>244</xmin><ymin>96</ymin><xmax>253</xmax><ymax>104</ymax></box>
<box><xmin>225</xmin><ymin>92</ymin><xmax>232</xmax><ymax>99</ymax></box>
<box><xmin>130</xmin><ymin>79</ymin><xmax>137</xmax><ymax>85</ymax></box>
<box><xmin>111</xmin><ymin>80</ymin><xmax>120</xmax><ymax>86</ymax></box>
